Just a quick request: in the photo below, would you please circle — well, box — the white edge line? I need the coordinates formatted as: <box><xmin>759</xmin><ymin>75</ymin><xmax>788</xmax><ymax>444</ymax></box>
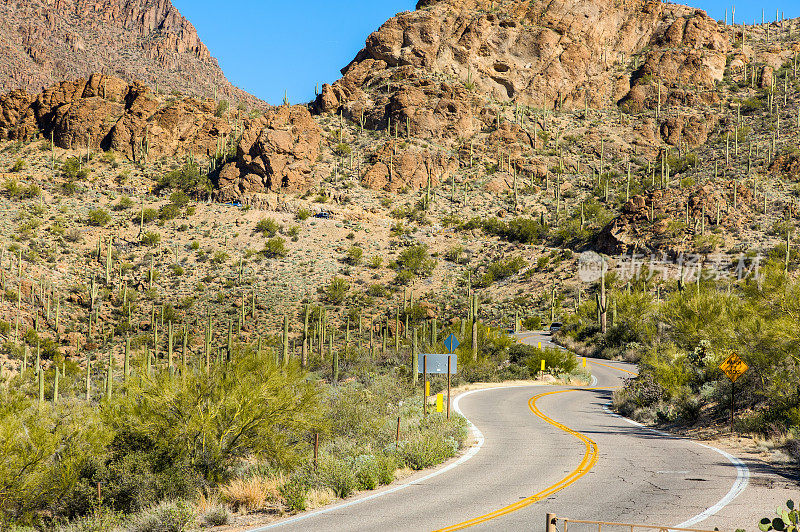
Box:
<box><xmin>247</xmin><ymin>384</ymin><xmax>539</xmax><ymax>531</ymax></box>
<box><xmin>601</xmin><ymin>403</ymin><xmax>750</xmax><ymax>529</ymax></box>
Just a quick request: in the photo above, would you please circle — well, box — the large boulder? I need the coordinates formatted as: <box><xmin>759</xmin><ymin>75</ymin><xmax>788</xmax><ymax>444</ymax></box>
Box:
<box><xmin>216</xmin><ymin>105</ymin><xmax>322</xmax><ymax>199</ymax></box>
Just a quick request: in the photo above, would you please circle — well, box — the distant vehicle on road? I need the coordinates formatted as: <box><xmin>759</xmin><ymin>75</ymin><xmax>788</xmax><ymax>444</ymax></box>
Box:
<box><xmin>549</xmin><ymin>322</ymin><xmax>562</xmax><ymax>333</ymax></box>
<box><xmin>314</xmin><ymin>211</ymin><xmax>332</xmax><ymax>219</ymax></box>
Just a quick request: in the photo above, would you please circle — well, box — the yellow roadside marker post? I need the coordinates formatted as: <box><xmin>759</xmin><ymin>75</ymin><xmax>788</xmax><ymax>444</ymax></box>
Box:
<box><xmin>583</xmin><ymin>357</ymin><xmax>587</xmax><ymax>368</ymax></box>
<box><xmin>541</xmin><ymin>359</ymin><xmax>546</xmax><ymax>374</ymax></box>
<box><xmin>436</xmin><ymin>393</ymin><xmax>444</xmax><ymax>413</ymax></box>
<box><xmin>538</xmin><ymin>342</ymin><xmax>541</xmax><ymax>350</ymax></box>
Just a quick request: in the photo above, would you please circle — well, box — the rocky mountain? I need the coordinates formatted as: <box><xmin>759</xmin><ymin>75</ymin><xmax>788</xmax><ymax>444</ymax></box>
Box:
<box><xmin>315</xmin><ymin>0</ymin><xmax>729</xmax><ymax>138</ymax></box>
<box><xmin>0</xmin><ymin>0</ymin><xmax>263</xmax><ymax>109</ymax></box>
<box><xmin>2</xmin><ymin>0</ymin><xmax>799</xmax><ymax>259</ymax></box>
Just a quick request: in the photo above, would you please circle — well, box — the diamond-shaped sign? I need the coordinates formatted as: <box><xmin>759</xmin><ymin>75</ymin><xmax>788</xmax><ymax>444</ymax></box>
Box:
<box><xmin>444</xmin><ymin>333</ymin><xmax>459</xmax><ymax>353</ymax></box>
<box><xmin>719</xmin><ymin>352</ymin><xmax>748</xmax><ymax>383</ymax></box>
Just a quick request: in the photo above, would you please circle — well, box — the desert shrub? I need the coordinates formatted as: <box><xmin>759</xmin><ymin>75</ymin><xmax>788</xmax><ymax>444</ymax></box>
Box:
<box><xmin>263</xmin><ymin>237</ymin><xmax>287</xmax><ymax>258</ymax></box>
<box><xmin>214</xmin><ymin>100</ymin><xmax>229</xmax><ymax>118</ymax></box>
<box><xmin>140</xmin><ymin>232</ymin><xmax>161</xmax><ymax>247</ymax></box>
<box><xmin>114</xmin><ymin>196</ymin><xmax>134</xmax><ymax>211</ymax></box>
<box><xmin>0</xmin><ymin>397</ymin><xmax>112</xmax><ymax>524</ymax></box>
<box><xmin>87</xmin><ymin>208</ymin><xmax>111</xmax><ymax>227</ymax></box>
<box><xmin>318</xmin><ymin>458</ymin><xmax>356</xmax><ymax>498</ymax></box>
<box><xmin>125</xmin><ymin>500</ymin><xmax>196</xmax><ymax>532</ymax></box>
<box><xmin>324</xmin><ymin>277</ymin><xmax>349</xmax><ymax>305</ymax></box>
<box><xmin>62</xmin><ymin>158</ymin><xmax>88</xmax><ymax>181</ymax></box>
<box><xmin>398</xmin><ymin>433</ymin><xmax>459</xmax><ymax>470</ymax></box>
<box><xmin>295</xmin><ymin>208</ymin><xmax>311</xmax><ymax>221</ymax></box>
<box><xmin>107</xmin><ymin>351</ymin><xmax>319</xmax><ymax>482</ymax></box>
<box><xmin>158</xmin><ymin>164</ymin><xmax>211</xmax><ymax>198</ymax></box>
<box><xmin>200</xmin><ymin>505</ymin><xmax>229</xmax><ymax>527</ymax></box>
<box><xmin>158</xmin><ymin>203</ymin><xmax>180</xmax><ymax>221</ymax></box>
<box><xmin>506</xmin><ymin>344</ymin><xmax>577</xmax><ymax>375</ymax></box>
<box><xmin>395</xmin><ymin>245</ymin><xmax>435</xmax><ymax>277</ymax></box>
<box><xmin>10</xmin><ymin>159</ymin><xmax>25</xmax><ymax>173</ymax></box>
<box><xmin>344</xmin><ymin>246</ymin><xmax>363</xmax><ymax>265</ymax></box>
<box><xmin>278</xmin><ymin>477</ymin><xmax>308</xmax><ymax>512</ymax></box>
<box><xmin>59</xmin><ymin>506</ymin><xmax>124</xmax><ymax>532</ymax></box>
<box><xmin>255</xmin><ymin>218</ymin><xmax>279</xmax><ymax>237</ymax></box>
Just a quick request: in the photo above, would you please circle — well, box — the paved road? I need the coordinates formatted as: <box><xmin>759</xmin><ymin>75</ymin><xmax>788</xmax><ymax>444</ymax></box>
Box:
<box><xmin>252</xmin><ymin>332</ymin><xmax>752</xmax><ymax>531</ymax></box>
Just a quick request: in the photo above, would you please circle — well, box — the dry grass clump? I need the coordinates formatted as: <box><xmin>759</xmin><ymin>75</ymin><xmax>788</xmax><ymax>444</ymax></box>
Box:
<box><xmin>219</xmin><ymin>476</ymin><xmax>284</xmax><ymax>512</ymax></box>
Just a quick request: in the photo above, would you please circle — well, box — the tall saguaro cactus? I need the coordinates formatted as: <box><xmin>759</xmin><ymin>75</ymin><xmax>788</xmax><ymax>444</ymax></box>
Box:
<box><xmin>596</xmin><ymin>258</ymin><xmax>608</xmax><ymax>334</ymax></box>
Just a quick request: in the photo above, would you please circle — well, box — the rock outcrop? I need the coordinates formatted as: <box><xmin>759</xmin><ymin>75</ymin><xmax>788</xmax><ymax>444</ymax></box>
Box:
<box><xmin>596</xmin><ymin>183</ymin><xmax>751</xmax><ymax>254</ymax></box>
<box><xmin>0</xmin><ymin>74</ymin><xmax>233</xmax><ymax>161</ymax></box>
<box><xmin>361</xmin><ymin>140</ymin><xmax>457</xmax><ymax>192</ymax></box>
<box><xmin>0</xmin><ymin>0</ymin><xmax>263</xmax><ymax>109</ymax></box>
<box><xmin>216</xmin><ymin>106</ymin><xmax>323</xmax><ymax>199</ymax></box>
<box><xmin>315</xmin><ymin>0</ymin><xmax>730</xmax><ymax>141</ymax></box>
<box><xmin>0</xmin><ymin>75</ymin><xmax>323</xmax><ymax>198</ymax></box>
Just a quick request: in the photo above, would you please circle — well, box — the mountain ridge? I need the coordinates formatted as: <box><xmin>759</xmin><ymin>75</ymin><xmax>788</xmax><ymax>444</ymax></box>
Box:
<box><xmin>0</xmin><ymin>0</ymin><xmax>265</xmax><ymax>109</ymax></box>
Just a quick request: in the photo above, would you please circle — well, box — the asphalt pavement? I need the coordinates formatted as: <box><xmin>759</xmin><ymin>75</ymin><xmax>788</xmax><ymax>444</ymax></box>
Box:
<box><xmin>250</xmin><ymin>331</ymin><xmax>753</xmax><ymax>531</ymax></box>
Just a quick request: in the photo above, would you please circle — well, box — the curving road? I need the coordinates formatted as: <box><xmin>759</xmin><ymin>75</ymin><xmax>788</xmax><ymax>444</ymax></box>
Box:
<box><xmin>251</xmin><ymin>332</ymin><xmax>752</xmax><ymax>531</ymax></box>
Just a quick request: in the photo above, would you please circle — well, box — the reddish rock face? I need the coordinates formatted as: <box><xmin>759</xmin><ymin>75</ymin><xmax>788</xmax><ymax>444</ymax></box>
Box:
<box><xmin>0</xmin><ymin>0</ymin><xmax>262</xmax><ymax>109</ymax></box>
<box><xmin>0</xmin><ymin>75</ymin><xmax>323</xmax><ymax>198</ymax></box>
<box><xmin>361</xmin><ymin>141</ymin><xmax>457</xmax><ymax>192</ymax></box>
<box><xmin>216</xmin><ymin>106</ymin><xmax>322</xmax><ymax>200</ymax></box>
<box><xmin>597</xmin><ymin>183</ymin><xmax>752</xmax><ymax>255</ymax></box>
<box><xmin>316</xmin><ymin>0</ymin><xmax>729</xmax><ymax>143</ymax></box>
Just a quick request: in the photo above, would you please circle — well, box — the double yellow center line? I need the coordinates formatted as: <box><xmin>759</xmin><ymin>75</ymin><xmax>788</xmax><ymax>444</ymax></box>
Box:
<box><xmin>436</xmin><ymin>359</ymin><xmax>637</xmax><ymax>531</ymax></box>
<box><xmin>435</xmin><ymin>388</ymin><xmax>600</xmax><ymax>531</ymax></box>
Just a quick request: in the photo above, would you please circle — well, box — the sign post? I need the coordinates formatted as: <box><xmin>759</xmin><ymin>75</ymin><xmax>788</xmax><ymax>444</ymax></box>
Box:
<box><xmin>444</xmin><ymin>334</ymin><xmax>459</xmax><ymax>420</ymax></box>
<box><xmin>418</xmin><ymin>350</ymin><xmax>458</xmax><ymax>418</ymax></box>
<box><xmin>719</xmin><ymin>352</ymin><xmax>748</xmax><ymax>434</ymax></box>
<box><xmin>423</xmin><ymin>354</ymin><xmax>428</xmax><ymax>417</ymax></box>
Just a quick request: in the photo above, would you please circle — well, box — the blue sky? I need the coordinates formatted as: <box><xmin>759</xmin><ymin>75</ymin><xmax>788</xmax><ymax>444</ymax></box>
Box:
<box><xmin>171</xmin><ymin>1</ymin><xmax>799</xmax><ymax>106</ymax></box>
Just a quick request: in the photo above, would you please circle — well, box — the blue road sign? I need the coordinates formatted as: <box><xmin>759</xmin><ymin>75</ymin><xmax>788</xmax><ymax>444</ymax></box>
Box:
<box><xmin>444</xmin><ymin>333</ymin><xmax>459</xmax><ymax>353</ymax></box>
<box><xmin>417</xmin><ymin>354</ymin><xmax>457</xmax><ymax>374</ymax></box>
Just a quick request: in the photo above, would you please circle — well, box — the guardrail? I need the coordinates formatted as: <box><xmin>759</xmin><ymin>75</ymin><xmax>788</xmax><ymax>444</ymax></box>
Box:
<box><xmin>546</xmin><ymin>514</ymin><xmax>719</xmax><ymax>532</ymax></box>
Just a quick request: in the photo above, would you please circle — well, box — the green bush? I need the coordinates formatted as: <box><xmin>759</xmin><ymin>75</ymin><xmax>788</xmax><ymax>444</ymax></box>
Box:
<box><xmin>319</xmin><ymin>458</ymin><xmax>357</xmax><ymax>498</ymax></box>
<box><xmin>325</xmin><ymin>277</ymin><xmax>349</xmax><ymax>305</ymax></box>
<box><xmin>158</xmin><ymin>164</ymin><xmax>211</xmax><ymax>197</ymax></box>
<box><xmin>399</xmin><ymin>433</ymin><xmax>458</xmax><ymax>470</ymax></box>
<box><xmin>295</xmin><ymin>208</ymin><xmax>311</xmax><ymax>221</ymax></box>
<box><xmin>114</xmin><ymin>196</ymin><xmax>134</xmax><ymax>211</ymax></box>
<box><xmin>141</xmin><ymin>232</ymin><xmax>161</xmax><ymax>247</ymax></box>
<box><xmin>255</xmin><ymin>218</ymin><xmax>279</xmax><ymax>237</ymax></box>
<box><xmin>125</xmin><ymin>500</ymin><xmax>196</xmax><ymax>532</ymax></box>
<box><xmin>263</xmin><ymin>237</ymin><xmax>287</xmax><ymax>258</ymax></box>
<box><xmin>62</xmin><ymin>158</ymin><xmax>88</xmax><ymax>181</ymax></box>
<box><xmin>158</xmin><ymin>203</ymin><xmax>181</xmax><ymax>221</ymax></box>
<box><xmin>395</xmin><ymin>245</ymin><xmax>436</xmax><ymax>277</ymax></box>
<box><xmin>278</xmin><ymin>477</ymin><xmax>308</xmax><ymax>512</ymax></box>
<box><xmin>506</xmin><ymin>344</ymin><xmax>577</xmax><ymax>375</ymax></box>
<box><xmin>87</xmin><ymin>208</ymin><xmax>111</xmax><ymax>227</ymax></box>
<box><xmin>345</xmin><ymin>246</ymin><xmax>363</xmax><ymax>265</ymax></box>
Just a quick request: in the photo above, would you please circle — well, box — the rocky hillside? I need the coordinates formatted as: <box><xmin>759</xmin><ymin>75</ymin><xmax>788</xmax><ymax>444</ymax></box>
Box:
<box><xmin>0</xmin><ymin>0</ymin><xmax>263</xmax><ymax>109</ymax></box>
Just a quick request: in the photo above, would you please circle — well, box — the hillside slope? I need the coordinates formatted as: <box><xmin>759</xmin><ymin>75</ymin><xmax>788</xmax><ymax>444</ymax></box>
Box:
<box><xmin>0</xmin><ymin>0</ymin><xmax>264</xmax><ymax>108</ymax></box>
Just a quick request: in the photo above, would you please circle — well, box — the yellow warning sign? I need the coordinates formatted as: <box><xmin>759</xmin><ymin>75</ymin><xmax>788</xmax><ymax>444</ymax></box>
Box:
<box><xmin>719</xmin><ymin>352</ymin><xmax>748</xmax><ymax>383</ymax></box>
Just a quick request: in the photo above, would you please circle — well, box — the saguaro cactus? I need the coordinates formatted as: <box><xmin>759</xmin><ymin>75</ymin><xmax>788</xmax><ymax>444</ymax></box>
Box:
<box><xmin>596</xmin><ymin>258</ymin><xmax>608</xmax><ymax>333</ymax></box>
<box><xmin>283</xmin><ymin>314</ymin><xmax>289</xmax><ymax>366</ymax></box>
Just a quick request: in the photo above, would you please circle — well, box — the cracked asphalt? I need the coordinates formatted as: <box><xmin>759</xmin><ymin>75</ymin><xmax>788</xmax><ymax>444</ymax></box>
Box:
<box><xmin>250</xmin><ymin>332</ymin><xmax>789</xmax><ymax>532</ymax></box>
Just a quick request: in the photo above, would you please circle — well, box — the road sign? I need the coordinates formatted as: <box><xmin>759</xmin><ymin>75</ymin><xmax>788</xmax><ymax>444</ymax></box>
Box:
<box><xmin>444</xmin><ymin>333</ymin><xmax>459</xmax><ymax>353</ymax></box>
<box><xmin>719</xmin><ymin>352</ymin><xmax>748</xmax><ymax>383</ymax></box>
<box><xmin>417</xmin><ymin>354</ymin><xmax>457</xmax><ymax>374</ymax></box>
